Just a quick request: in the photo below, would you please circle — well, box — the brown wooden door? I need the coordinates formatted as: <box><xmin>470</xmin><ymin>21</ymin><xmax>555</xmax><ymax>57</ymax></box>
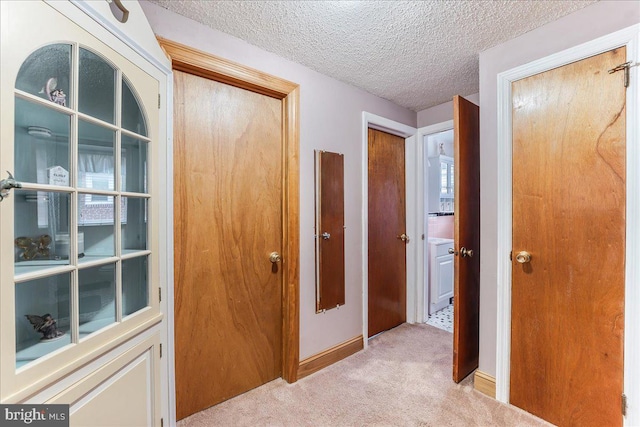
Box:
<box><xmin>452</xmin><ymin>96</ymin><xmax>481</xmax><ymax>383</ymax></box>
<box><xmin>317</xmin><ymin>151</ymin><xmax>345</xmax><ymax>311</ymax></box>
<box><xmin>368</xmin><ymin>128</ymin><xmax>407</xmax><ymax>337</ymax></box>
<box><xmin>173</xmin><ymin>70</ymin><xmax>283</xmax><ymax>420</ymax></box>
<box><xmin>510</xmin><ymin>48</ymin><xmax>626</xmax><ymax>426</ymax></box>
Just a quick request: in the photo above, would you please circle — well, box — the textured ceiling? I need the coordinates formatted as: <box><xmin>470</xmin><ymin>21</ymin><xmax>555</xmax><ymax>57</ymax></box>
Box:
<box><xmin>147</xmin><ymin>0</ymin><xmax>597</xmax><ymax>111</ymax></box>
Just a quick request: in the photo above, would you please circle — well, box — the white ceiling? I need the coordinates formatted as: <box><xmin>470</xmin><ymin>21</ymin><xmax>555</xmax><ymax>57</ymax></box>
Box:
<box><xmin>147</xmin><ymin>0</ymin><xmax>597</xmax><ymax>112</ymax></box>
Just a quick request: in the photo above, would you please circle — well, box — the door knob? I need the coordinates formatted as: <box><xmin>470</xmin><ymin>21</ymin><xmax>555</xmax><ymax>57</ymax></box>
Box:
<box><xmin>515</xmin><ymin>251</ymin><xmax>531</xmax><ymax>264</ymax></box>
<box><xmin>397</xmin><ymin>233</ymin><xmax>410</xmax><ymax>243</ymax></box>
<box><xmin>448</xmin><ymin>248</ymin><xmax>458</xmax><ymax>256</ymax></box>
<box><xmin>321</xmin><ymin>232</ymin><xmax>331</xmax><ymax>240</ymax></box>
<box><xmin>269</xmin><ymin>252</ymin><xmax>282</xmax><ymax>263</ymax></box>
<box><xmin>460</xmin><ymin>247</ymin><xmax>474</xmax><ymax>258</ymax></box>
<box><xmin>0</xmin><ymin>171</ymin><xmax>22</xmax><ymax>202</ymax></box>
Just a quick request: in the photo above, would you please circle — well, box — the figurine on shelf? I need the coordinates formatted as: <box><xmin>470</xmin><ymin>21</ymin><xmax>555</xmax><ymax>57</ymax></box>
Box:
<box><xmin>25</xmin><ymin>313</ymin><xmax>65</xmax><ymax>341</ymax></box>
<box><xmin>44</xmin><ymin>77</ymin><xmax>66</xmax><ymax>107</ymax></box>
<box><xmin>15</xmin><ymin>235</ymin><xmax>51</xmax><ymax>260</ymax></box>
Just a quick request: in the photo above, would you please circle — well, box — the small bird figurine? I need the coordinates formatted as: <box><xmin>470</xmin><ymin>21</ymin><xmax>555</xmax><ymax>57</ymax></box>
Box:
<box><xmin>42</xmin><ymin>77</ymin><xmax>66</xmax><ymax>107</ymax></box>
<box><xmin>0</xmin><ymin>171</ymin><xmax>21</xmax><ymax>201</ymax></box>
<box><xmin>15</xmin><ymin>235</ymin><xmax>51</xmax><ymax>260</ymax></box>
<box><xmin>25</xmin><ymin>313</ymin><xmax>64</xmax><ymax>340</ymax></box>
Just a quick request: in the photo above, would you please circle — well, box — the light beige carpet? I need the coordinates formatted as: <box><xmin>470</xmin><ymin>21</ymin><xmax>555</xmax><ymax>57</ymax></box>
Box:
<box><xmin>178</xmin><ymin>323</ymin><xmax>551</xmax><ymax>426</ymax></box>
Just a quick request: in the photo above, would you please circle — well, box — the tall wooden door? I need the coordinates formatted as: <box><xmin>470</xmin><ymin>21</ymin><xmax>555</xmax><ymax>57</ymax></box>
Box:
<box><xmin>173</xmin><ymin>70</ymin><xmax>283</xmax><ymax>420</ymax></box>
<box><xmin>452</xmin><ymin>96</ymin><xmax>480</xmax><ymax>383</ymax></box>
<box><xmin>368</xmin><ymin>128</ymin><xmax>407</xmax><ymax>337</ymax></box>
<box><xmin>510</xmin><ymin>48</ymin><xmax>626</xmax><ymax>426</ymax></box>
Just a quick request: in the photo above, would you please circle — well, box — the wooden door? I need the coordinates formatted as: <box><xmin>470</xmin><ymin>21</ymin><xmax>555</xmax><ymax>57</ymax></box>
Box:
<box><xmin>510</xmin><ymin>48</ymin><xmax>626</xmax><ymax>426</ymax></box>
<box><xmin>452</xmin><ymin>96</ymin><xmax>481</xmax><ymax>383</ymax></box>
<box><xmin>173</xmin><ymin>70</ymin><xmax>283</xmax><ymax>420</ymax></box>
<box><xmin>368</xmin><ymin>128</ymin><xmax>407</xmax><ymax>337</ymax></box>
<box><xmin>316</xmin><ymin>151</ymin><xmax>345</xmax><ymax>311</ymax></box>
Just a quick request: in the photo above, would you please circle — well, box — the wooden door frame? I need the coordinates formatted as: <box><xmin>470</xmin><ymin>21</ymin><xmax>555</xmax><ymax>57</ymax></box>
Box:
<box><xmin>157</xmin><ymin>36</ymin><xmax>301</xmax><ymax>395</ymax></box>
<box><xmin>361</xmin><ymin>112</ymin><xmax>416</xmax><ymax>345</ymax></box>
<box><xmin>494</xmin><ymin>25</ymin><xmax>640</xmax><ymax>425</ymax></box>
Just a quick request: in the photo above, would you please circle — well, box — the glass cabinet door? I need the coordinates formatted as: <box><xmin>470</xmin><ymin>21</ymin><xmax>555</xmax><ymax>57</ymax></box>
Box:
<box><xmin>11</xmin><ymin>43</ymin><xmax>152</xmax><ymax>368</ymax></box>
<box><xmin>1</xmin><ymin>1</ymin><xmax>159</xmax><ymax>393</ymax></box>
<box><xmin>440</xmin><ymin>162</ymin><xmax>448</xmax><ymax>195</ymax></box>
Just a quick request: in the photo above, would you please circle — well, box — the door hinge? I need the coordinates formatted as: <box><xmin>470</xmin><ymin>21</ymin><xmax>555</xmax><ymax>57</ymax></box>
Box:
<box><xmin>622</xmin><ymin>393</ymin><xmax>627</xmax><ymax>416</ymax></box>
<box><xmin>158</xmin><ymin>93</ymin><xmax>161</xmax><ymax>109</ymax></box>
<box><xmin>160</xmin><ymin>418</ymin><xmax>164</xmax><ymax>427</ymax></box>
<box><xmin>608</xmin><ymin>61</ymin><xmax>632</xmax><ymax>88</ymax></box>
<box><xmin>159</xmin><ymin>343</ymin><xmax>163</xmax><ymax>358</ymax></box>
<box><xmin>159</xmin><ymin>287</ymin><xmax>162</xmax><ymax>302</ymax></box>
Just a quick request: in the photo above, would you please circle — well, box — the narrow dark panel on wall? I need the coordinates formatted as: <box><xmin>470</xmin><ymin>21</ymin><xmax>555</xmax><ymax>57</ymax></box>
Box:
<box><xmin>315</xmin><ymin>150</ymin><xmax>345</xmax><ymax>311</ymax></box>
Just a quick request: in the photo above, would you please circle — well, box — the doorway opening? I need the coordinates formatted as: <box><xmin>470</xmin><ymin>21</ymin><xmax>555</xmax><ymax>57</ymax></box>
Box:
<box><xmin>423</xmin><ymin>128</ymin><xmax>455</xmax><ymax>333</ymax></box>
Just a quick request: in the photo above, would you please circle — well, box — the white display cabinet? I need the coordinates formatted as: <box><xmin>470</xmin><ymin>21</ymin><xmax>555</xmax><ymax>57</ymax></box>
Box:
<box><xmin>428</xmin><ymin>238</ymin><xmax>454</xmax><ymax>315</ymax></box>
<box><xmin>427</xmin><ymin>155</ymin><xmax>454</xmax><ymax>213</ymax></box>
<box><xmin>0</xmin><ymin>1</ymin><xmax>167</xmax><ymax>425</ymax></box>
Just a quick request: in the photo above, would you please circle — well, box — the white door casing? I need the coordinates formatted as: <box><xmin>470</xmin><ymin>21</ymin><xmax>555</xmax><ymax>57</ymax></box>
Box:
<box><xmin>495</xmin><ymin>24</ymin><xmax>640</xmax><ymax>426</ymax></box>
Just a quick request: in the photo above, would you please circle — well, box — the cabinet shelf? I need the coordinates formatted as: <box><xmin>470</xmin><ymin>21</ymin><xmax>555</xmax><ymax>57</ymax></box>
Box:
<box><xmin>16</xmin><ymin>336</ymin><xmax>73</xmax><ymax>370</ymax></box>
<box><xmin>15</xmin><ymin>260</ymin><xmax>69</xmax><ymax>276</ymax></box>
<box><xmin>16</xmin><ymin>318</ymin><xmax>117</xmax><ymax>369</ymax></box>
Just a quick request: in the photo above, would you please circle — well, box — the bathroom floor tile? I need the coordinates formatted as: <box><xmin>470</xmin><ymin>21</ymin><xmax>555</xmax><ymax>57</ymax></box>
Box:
<box><xmin>426</xmin><ymin>304</ymin><xmax>453</xmax><ymax>333</ymax></box>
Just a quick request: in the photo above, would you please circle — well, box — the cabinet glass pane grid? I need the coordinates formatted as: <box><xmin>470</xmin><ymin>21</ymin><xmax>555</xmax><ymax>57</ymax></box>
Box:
<box><xmin>13</xmin><ymin>43</ymin><xmax>150</xmax><ymax>370</ymax></box>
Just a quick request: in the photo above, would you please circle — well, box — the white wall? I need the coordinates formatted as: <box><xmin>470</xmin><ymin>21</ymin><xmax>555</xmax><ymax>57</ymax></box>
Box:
<box><xmin>139</xmin><ymin>1</ymin><xmax>416</xmax><ymax>360</ymax></box>
<box><xmin>417</xmin><ymin>93</ymin><xmax>479</xmax><ymax>128</ymax></box>
<box><xmin>478</xmin><ymin>0</ymin><xmax>640</xmax><ymax>377</ymax></box>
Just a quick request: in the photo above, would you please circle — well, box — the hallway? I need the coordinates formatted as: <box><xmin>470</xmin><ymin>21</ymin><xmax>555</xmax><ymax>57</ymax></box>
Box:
<box><xmin>178</xmin><ymin>324</ymin><xmax>549</xmax><ymax>426</ymax></box>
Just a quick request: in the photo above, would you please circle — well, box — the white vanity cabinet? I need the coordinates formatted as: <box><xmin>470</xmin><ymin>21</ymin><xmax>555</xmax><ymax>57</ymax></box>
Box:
<box><xmin>0</xmin><ymin>1</ymin><xmax>169</xmax><ymax>425</ymax></box>
<box><xmin>427</xmin><ymin>155</ymin><xmax>454</xmax><ymax>213</ymax></box>
<box><xmin>428</xmin><ymin>238</ymin><xmax>454</xmax><ymax>315</ymax></box>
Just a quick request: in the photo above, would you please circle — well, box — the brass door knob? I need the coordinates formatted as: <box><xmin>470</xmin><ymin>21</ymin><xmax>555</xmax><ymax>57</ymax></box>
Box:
<box><xmin>515</xmin><ymin>251</ymin><xmax>531</xmax><ymax>264</ymax></box>
<box><xmin>397</xmin><ymin>233</ymin><xmax>410</xmax><ymax>243</ymax></box>
<box><xmin>269</xmin><ymin>252</ymin><xmax>282</xmax><ymax>263</ymax></box>
<box><xmin>460</xmin><ymin>247</ymin><xmax>474</xmax><ymax>258</ymax></box>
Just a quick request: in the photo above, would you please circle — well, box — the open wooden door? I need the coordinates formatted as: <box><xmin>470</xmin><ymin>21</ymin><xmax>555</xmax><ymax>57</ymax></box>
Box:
<box><xmin>452</xmin><ymin>96</ymin><xmax>480</xmax><ymax>383</ymax></box>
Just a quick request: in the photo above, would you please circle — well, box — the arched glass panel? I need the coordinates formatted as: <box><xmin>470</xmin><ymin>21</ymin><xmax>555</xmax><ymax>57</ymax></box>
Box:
<box><xmin>14</xmin><ymin>98</ymin><xmax>70</xmax><ymax>185</ymax></box>
<box><xmin>78</xmin><ymin>120</ymin><xmax>115</xmax><ymax>191</ymax></box>
<box><xmin>15</xmin><ymin>44</ymin><xmax>72</xmax><ymax>107</ymax></box>
<box><xmin>122</xmin><ymin>256</ymin><xmax>148</xmax><ymax>317</ymax></box>
<box><xmin>121</xmin><ymin>134</ymin><xmax>147</xmax><ymax>193</ymax></box>
<box><xmin>12</xmin><ymin>42</ymin><xmax>152</xmax><ymax>369</ymax></box>
<box><xmin>79</xmin><ymin>48</ymin><xmax>115</xmax><ymax>124</ymax></box>
<box><xmin>78</xmin><ymin>263</ymin><xmax>116</xmax><ymax>339</ymax></box>
<box><xmin>121</xmin><ymin>196</ymin><xmax>147</xmax><ymax>252</ymax></box>
<box><xmin>122</xmin><ymin>77</ymin><xmax>147</xmax><ymax>137</ymax></box>
<box><xmin>15</xmin><ymin>273</ymin><xmax>72</xmax><ymax>369</ymax></box>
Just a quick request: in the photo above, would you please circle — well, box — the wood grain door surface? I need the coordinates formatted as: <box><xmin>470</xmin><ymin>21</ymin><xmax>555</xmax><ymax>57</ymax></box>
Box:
<box><xmin>452</xmin><ymin>96</ymin><xmax>481</xmax><ymax>383</ymax></box>
<box><xmin>317</xmin><ymin>151</ymin><xmax>345</xmax><ymax>310</ymax></box>
<box><xmin>173</xmin><ymin>70</ymin><xmax>283</xmax><ymax>420</ymax></box>
<box><xmin>368</xmin><ymin>128</ymin><xmax>407</xmax><ymax>337</ymax></box>
<box><xmin>510</xmin><ymin>48</ymin><xmax>626</xmax><ymax>426</ymax></box>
